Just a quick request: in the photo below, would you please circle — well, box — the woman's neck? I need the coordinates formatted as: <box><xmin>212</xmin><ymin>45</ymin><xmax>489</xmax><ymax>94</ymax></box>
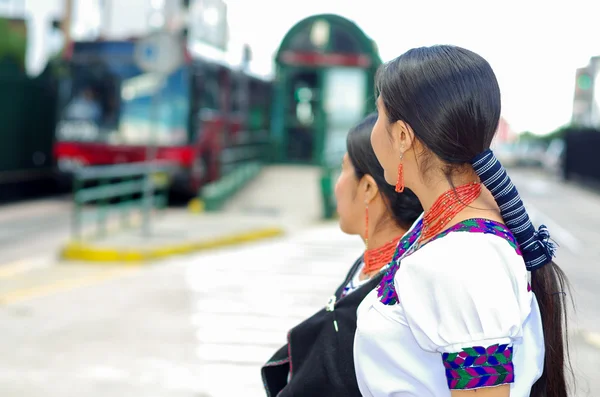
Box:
<box><xmin>409</xmin><ymin>169</ymin><xmax>502</xmax><ymax>232</ymax></box>
<box><xmin>360</xmin><ymin>221</ymin><xmax>408</xmax><ymax>279</ymax></box>
<box><xmin>411</xmin><ymin>169</ymin><xmax>479</xmax><ymax>212</ymax></box>
<box><xmin>367</xmin><ymin>223</ymin><xmax>406</xmax><ymax>250</ymax></box>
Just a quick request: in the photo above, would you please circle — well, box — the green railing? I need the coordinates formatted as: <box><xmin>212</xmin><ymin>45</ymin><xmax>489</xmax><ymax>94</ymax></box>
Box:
<box><xmin>72</xmin><ymin>161</ymin><xmax>174</xmax><ymax>240</ymax></box>
<box><xmin>202</xmin><ymin>162</ymin><xmax>263</xmax><ymax>211</ymax></box>
<box><xmin>219</xmin><ymin>141</ymin><xmax>271</xmax><ymax>175</ymax></box>
<box><xmin>200</xmin><ymin>130</ymin><xmax>271</xmax><ymax>211</ymax></box>
<box><xmin>320</xmin><ymin>145</ymin><xmax>346</xmax><ymax>219</ymax></box>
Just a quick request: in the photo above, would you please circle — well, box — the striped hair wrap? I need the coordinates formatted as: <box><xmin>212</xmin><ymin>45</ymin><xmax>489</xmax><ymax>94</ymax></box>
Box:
<box><xmin>471</xmin><ymin>149</ymin><xmax>556</xmax><ymax>271</ymax></box>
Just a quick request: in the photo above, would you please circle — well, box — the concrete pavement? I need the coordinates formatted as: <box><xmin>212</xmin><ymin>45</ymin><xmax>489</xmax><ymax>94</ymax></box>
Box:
<box><xmin>509</xmin><ymin>167</ymin><xmax>600</xmax><ymax>395</ymax></box>
<box><xmin>0</xmin><ymin>196</ymin><xmax>72</xmax><ymax>267</ymax></box>
<box><xmin>0</xmin><ymin>223</ymin><xmax>362</xmax><ymax>397</ymax></box>
<box><xmin>509</xmin><ymin>168</ymin><xmax>600</xmax><ymax>333</ymax></box>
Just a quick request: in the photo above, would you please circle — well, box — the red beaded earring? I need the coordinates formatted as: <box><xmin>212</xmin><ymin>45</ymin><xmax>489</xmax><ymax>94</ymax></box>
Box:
<box><xmin>395</xmin><ymin>154</ymin><xmax>404</xmax><ymax>193</ymax></box>
<box><xmin>364</xmin><ymin>201</ymin><xmax>369</xmax><ymax>265</ymax></box>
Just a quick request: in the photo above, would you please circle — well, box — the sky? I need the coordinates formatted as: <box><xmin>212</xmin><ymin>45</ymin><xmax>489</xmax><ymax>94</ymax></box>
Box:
<box><xmin>226</xmin><ymin>0</ymin><xmax>600</xmax><ymax>135</ymax></box>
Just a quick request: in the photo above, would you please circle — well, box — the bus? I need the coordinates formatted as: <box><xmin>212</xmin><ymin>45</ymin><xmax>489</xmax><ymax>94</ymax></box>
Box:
<box><xmin>53</xmin><ymin>35</ymin><xmax>272</xmax><ymax>196</ymax></box>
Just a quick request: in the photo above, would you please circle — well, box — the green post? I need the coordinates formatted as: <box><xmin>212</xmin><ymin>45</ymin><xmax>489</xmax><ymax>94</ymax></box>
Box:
<box><xmin>271</xmin><ymin>70</ymin><xmax>287</xmax><ymax>163</ymax></box>
<box><xmin>320</xmin><ymin>167</ymin><xmax>334</xmax><ymax>219</ymax></box>
<box><xmin>157</xmin><ymin>175</ymin><xmax>168</xmax><ymax>209</ymax></box>
<box><xmin>142</xmin><ymin>172</ymin><xmax>153</xmax><ymax>236</ymax></box>
<box><xmin>121</xmin><ymin>175</ymin><xmax>133</xmax><ymax>229</ymax></box>
<box><xmin>73</xmin><ymin>176</ymin><xmax>83</xmax><ymax>241</ymax></box>
<box><xmin>97</xmin><ymin>177</ymin><xmax>108</xmax><ymax>238</ymax></box>
<box><xmin>313</xmin><ymin>70</ymin><xmax>326</xmax><ymax>166</ymax></box>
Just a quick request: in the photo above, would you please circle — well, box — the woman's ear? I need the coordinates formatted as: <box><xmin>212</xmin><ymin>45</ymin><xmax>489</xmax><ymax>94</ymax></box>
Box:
<box><xmin>362</xmin><ymin>174</ymin><xmax>379</xmax><ymax>204</ymax></box>
<box><xmin>393</xmin><ymin>120</ymin><xmax>416</xmax><ymax>154</ymax></box>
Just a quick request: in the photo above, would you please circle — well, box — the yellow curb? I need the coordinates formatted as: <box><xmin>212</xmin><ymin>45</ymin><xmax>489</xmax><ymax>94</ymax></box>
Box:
<box><xmin>60</xmin><ymin>227</ymin><xmax>285</xmax><ymax>264</ymax></box>
<box><xmin>188</xmin><ymin>198</ymin><xmax>205</xmax><ymax>214</ymax></box>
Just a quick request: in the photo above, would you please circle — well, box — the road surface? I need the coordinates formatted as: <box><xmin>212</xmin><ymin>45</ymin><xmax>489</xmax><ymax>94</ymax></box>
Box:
<box><xmin>0</xmin><ymin>197</ymin><xmax>73</xmax><ymax>273</ymax></box>
<box><xmin>0</xmin><ymin>224</ymin><xmax>362</xmax><ymax>396</ymax></box>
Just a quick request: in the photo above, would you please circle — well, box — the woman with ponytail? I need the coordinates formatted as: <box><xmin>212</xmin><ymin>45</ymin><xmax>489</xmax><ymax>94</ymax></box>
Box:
<box><xmin>354</xmin><ymin>45</ymin><xmax>571</xmax><ymax>397</ymax></box>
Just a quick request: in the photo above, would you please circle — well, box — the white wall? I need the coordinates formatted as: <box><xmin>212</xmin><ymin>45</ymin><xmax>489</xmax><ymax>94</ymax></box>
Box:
<box><xmin>1</xmin><ymin>0</ymin><xmax>164</xmax><ymax>76</ymax></box>
<box><xmin>102</xmin><ymin>0</ymin><xmax>153</xmax><ymax>39</ymax></box>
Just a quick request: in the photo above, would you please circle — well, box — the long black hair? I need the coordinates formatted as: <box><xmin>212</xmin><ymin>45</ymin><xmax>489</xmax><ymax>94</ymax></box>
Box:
<box><xmin>347</xmin><ymin>113</ymin><xmax>423</xmax><ymax>231</ymax></box>
<box><xmin>376</xmin><ymin>45</ymin><xmax>572</xmax><ymax>397</ymax></box>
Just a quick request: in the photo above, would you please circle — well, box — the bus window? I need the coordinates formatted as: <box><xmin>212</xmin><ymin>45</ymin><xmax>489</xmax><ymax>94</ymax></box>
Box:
<box><xmin>65</xmin><ymin>85</ymin><xmax>102</xmax><ymax>123</ymax></box>
<box><xmin>56</xmin><ymin>41</ymin><xmax>190</xmax><ymax>146</ymax></box>
<box><xmin>248</xmin><ymin>79</ymin><xmax>271</xmax><ymax>132</ymax></box>
<box><xmin>200</xmin><ymin>67</ymin><xmax>220</xmax><ymax>111</ymax></box>
<box><xmin>120</xmin><ymin>68</ymin><xmax>190</xmax><ymax>146</ymax></box>
<box><xmin>230</xmin><ymin>73</ymin><xmax>241</xmax><ymax>115</ymax></box>
<box><xmin>57</xmin><ymin>62</ymin><xmax>120</xmax><ymax>142</ymax></box>
<box><xmin>218</xmin><ymin>68</ymin><xmax>229</xmax><ymax>113</ymax></box>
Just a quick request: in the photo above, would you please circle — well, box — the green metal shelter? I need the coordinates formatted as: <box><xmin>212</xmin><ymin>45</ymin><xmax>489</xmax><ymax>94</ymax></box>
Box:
<box><xmin>271</xmin><ymin>14</ymin><xmax>382</xmax><ymax>218</ymax></box>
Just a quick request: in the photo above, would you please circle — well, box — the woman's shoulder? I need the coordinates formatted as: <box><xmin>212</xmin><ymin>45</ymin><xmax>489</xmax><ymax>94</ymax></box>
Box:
<box><xmin>409</xmin><ymin>223</ymin><xmax>522</xmax><ymax>260</ymax></box>
<box><xmin>394</xmin><ymin>229</ymin><xmax>533</xmax><ymax>355</ymax></box>
<box><xmin>399</xmin><ymin>229</ymin><xmax>528</xmax><ymax>287</ymax></box>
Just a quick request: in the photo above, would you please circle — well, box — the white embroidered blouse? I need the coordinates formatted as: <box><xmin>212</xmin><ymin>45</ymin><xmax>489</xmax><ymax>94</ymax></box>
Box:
<box><xmin>353</xmin><ymin>217</ymin><xmax>545</xmax><ymax>396</ymax></box>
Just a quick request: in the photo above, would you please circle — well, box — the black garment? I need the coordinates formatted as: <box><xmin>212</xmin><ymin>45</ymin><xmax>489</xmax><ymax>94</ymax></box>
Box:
<box><xmin>261</xmin><ymin>256</ymin><xmax>384</xmax><ymax>397</ymax></box>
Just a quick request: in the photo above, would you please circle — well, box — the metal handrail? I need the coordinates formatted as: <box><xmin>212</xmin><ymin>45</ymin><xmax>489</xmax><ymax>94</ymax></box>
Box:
<box><xmin>75</xmin><ymin>160</ymin><xmax>174</xmax><ymax>181</ymax></box>
<box><xmin>71</xmin><ymin>161</ymin><xmax>175</xmax><ymax>241</ymax></box>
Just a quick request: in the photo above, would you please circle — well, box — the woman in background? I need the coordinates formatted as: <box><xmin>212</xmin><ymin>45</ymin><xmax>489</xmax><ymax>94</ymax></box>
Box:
<box><xmin>261</xmin><ymin>113</ymin><xmax>423</xmax><ymax>396</ymax></box>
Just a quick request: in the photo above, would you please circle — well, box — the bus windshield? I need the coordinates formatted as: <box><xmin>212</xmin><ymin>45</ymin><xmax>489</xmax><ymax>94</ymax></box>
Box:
<box><xmin>56</xmin><ymin>40</ymin><xmax>190</xmax><ymax>146</ymax></box>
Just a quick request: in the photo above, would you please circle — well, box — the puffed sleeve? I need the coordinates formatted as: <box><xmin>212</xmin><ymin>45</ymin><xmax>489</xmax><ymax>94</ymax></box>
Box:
<box><xmin>395</xmin><ymin>232</ymin><xmax>531</xmax><ymax>390</ymax></box>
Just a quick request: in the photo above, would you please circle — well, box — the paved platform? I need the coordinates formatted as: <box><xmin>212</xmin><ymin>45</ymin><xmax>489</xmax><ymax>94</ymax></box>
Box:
<box><xmin>0</xmin><ymin>222</ymin><xmax>361</xmax><ymax>397</ymax></box>
<box><xmin>61</xmin><ymin>165</ymin><xmax>325</xmax><ymax>264</ymax></box>
<box><xmin>62</xmin><ymin>211</ymin><xmax>286</xmax><ymax>263</ymax></box>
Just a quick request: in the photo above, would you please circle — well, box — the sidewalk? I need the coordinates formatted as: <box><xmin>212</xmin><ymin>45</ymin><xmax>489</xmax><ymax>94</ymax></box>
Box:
<box><xmin>61</xmin><ymin>165</ymin><xmax>325</xmax><ymax>264</ymax></box>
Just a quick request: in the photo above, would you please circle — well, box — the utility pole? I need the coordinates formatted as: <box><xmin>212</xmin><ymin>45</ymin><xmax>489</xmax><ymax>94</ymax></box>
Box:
<box><xmin>138</xmin><ymin>1</ymin><xmax>182</xmax><ymax>237</ymax></box>
<box><xmin>240</xmin><ymin>44</ymin><xmax>251</xmax><ymax>136</ymax></box>
<box><xmin>62</xmin><ymin>0</ymin><xmax>73</xmax><ymax>48</ymax></box>
<box><xmin>102</xmin><ymin>0</ymin><xmax>112</xmax><ymax>37</ymax></box>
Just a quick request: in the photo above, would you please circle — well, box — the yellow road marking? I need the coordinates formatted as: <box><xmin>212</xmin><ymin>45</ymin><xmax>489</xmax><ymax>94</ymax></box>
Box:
<box><xmin>582</xmin><ymin>330</ymin><xmax>600</xmax><ymax>349</ymax></box>
<box><xmin>0</xmin><ymin>268</ymin><xmax>138</xmax><ymax>306</ymax></box>
<box><xmin>0</xmin><ymin>258</ymin><xmax>44</xmax><ymax>280</ymax></box>
<box><xmin>0</xmin><ymin>228</ymin><xmax>284</xmax><ymax>305</ymax></box>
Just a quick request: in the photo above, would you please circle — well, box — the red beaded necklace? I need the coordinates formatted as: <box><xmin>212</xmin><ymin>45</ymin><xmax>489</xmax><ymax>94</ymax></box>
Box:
<box><xmin>420</xmin><ymin>181</ymin><xmax>482</xmax><ymax>243</ymax></box>
<box><xmin>363</xmin><ymin>236</ymin><xmax>402</xmax><ymax>275</ymax></box>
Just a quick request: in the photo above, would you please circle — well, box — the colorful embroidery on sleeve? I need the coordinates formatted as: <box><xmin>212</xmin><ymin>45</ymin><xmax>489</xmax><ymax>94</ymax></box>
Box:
<box><xmin>442</xmin><ymin>343</ymin><xmax>514</xmax><ymax>390</ymax></box>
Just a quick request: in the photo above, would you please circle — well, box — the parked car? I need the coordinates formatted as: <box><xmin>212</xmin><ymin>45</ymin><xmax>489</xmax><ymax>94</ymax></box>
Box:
<box><xmin>492</xmin><ymin>142</ymin><xmax>519</xmax><ymax>168</ymax></box>
<box><xmin>542</xmin><ymin>138</ymin><xmax>565</xmax><ymax>175</ymax></box>
<box><xmin>515</xmin><ymin>141</ymin><xmax>546</xmax><ymax>167</ymax></box>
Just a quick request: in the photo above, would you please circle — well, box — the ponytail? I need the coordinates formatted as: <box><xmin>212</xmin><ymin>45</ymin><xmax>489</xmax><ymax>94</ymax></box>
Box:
<box><xmin>471</xmin><ymin>149</ymin><xmax>572</xmax><ymax>397</ymax></box>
